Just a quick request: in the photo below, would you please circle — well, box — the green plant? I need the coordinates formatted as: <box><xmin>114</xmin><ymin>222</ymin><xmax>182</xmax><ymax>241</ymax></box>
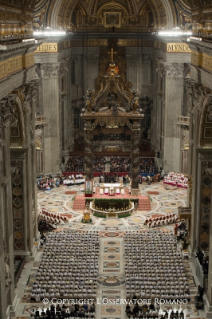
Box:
<box><xmin>148</xmin><ymin>195</ymin><xmax>152</xmax><ymax>202</ymax></box>
<box><xmin>118</xmin><ymin>213</ymin><xmax>131</xmax><ymax>218</ymax></box>
<box><xmin>93</xmin><ymin>212</ymin><xmax>106</xmax><ymax>218</ymax></box>
<box><xmin>85</xmin><ymin>190</ymin><xmax>92</xmax><ymax>194</ymax></box>
<box><xmin>81</xmin><ymin>218</ymin><xmax>92</xmax><ymax>223</ymax></box>
<box><xmin>86</xmin><ymin>198</ymin><xmax>94</xmax><ymax>202</ymax></box>
<box><xmin>94</xmin><ymin>198</ymin><xmax>130</xmax><ymax>202</ymax></box>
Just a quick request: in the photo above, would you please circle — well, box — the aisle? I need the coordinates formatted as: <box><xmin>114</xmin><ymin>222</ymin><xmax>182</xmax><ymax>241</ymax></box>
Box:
<box><xmin>96</xmin><ymin>234</ymin><xmax>126</xmax><ymax>319</ymax></box>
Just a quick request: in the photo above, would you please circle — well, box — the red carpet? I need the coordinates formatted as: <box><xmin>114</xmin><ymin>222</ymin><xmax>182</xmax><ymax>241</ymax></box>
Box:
<box><xmin>147</xmin><ymin>191</ymin><xmax>159</xmax><ymax>195</ymax></box>
<box><xmin>72</xmin><ymin>188</ymin><xmax>151</xmax><ymax>211</ymax></box>
<box><xmin>65</xmin><ymin>191</ymin><xmax>77</xmax><ymax>194</ymax></box>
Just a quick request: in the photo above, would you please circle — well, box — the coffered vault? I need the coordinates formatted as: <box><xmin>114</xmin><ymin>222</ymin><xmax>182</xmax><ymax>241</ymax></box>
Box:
<box><xmin>33</xmin><ymin>0</ymin><xmax>192</xmax><ymax>31</ymax></box>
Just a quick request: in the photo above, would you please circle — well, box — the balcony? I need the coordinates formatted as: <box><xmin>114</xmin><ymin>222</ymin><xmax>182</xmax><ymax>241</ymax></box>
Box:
<box><xmin>178</xmin><ymin>116</ymin><xmax>190</xmax><ymax>127</ymax></box>
<box><xmin>35</xmin><ymin>116</ymin><xmax>47</xmax><ymax>126</ymax></box>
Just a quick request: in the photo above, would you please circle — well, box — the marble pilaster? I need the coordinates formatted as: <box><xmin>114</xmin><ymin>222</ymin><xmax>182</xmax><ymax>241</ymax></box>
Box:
<box><xmin>84</xmin><ymin>120</ymin><xmax>93</xmax><ymax>181</ymax></box>
<box><xmin>40</xmin><ymin>63</ymin><xmax>62</xmax><ymax>174</ymax></box>
<box><xmin>131</xmin><ymin>121</ymin><xmax>140</xmax><ymax>191</ymax></box>
<box><xmin>0</xmin><ymin>96</ymin><xmax>17</xmax><ymax>319</ymax></box>
<box><xmin>157</xmin><ymin>61</ymin><xmax>184</xmax><ymax>172</ymax></box>
<box><xmin>205</xmin><ymin>187</ymin><xmax>212</xmax><ymax>317</ymax></box>
<box><xmin>127</xmin><ymin>54</ymin><xmax>140</xmax><ymax>89</ymax></box>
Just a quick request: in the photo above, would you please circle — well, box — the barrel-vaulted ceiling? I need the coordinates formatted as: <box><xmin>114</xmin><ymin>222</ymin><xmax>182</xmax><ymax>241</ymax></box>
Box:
<box><xmin>1</xmin><ymin>0</ymin><xmax>211</xmax><ymax>35</ymax></box>
<box><xmin>33</xmin><ymin>0</ymin><xmax>193</xmax><ymax>31</ymax></box>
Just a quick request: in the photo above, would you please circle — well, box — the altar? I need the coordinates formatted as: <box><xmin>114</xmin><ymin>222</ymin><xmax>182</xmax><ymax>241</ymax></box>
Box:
<box><xmin>100</xmin><ymin>183</ymin><xmax>124</xmax><ymax>195</ymax></box>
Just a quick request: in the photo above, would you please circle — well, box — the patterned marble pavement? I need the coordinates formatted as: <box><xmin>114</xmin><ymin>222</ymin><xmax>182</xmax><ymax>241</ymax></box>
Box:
<box><xmin>95</xmin><ymin>233</ymin><xmax>125</xmax><ymax>319</ymax></box>
<box><xmin>14</xmin><ymin>182</ymin><xmax>204</xmax><ymax>319</ymax></box>
<box><xmin>37</xmin><ymin>182</ymin><xmax>187</xmax><ymax>233</ymax></box>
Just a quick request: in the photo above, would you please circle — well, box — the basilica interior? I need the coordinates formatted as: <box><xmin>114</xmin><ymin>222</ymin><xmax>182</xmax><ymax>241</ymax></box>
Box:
<box><xmin>0</xmin><ymin>0</ymin><xmax>212</xmax><ymax>318</ymax></box>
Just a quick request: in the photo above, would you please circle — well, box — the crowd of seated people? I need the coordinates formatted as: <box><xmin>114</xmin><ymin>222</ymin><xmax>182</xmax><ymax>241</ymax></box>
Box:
<box><xmin>30</xmin><ymin>303</ymin><xmax>96</xmax><ymax>318</ymax></box>
<box><xmin>144</xmin><ymin>214</ymin><xmax>179</xmax><ymax>228</ymax></box>
<box><xmin>139</xmin><ymin>158</ymin><xmax>158</xmax><ymax>176</ymax></box>
<box><xmin>104</xmin><ymin>173</ymin><xmax>119</xmax><ymax>183</ymax></box>
<box><xmin>63</xmin><ymin>174</ymin><xmax>85</xmax><ymax>185</ymax></box>
<box><xmin>39</xmin><ymin>209</ymin><xmax>69</xmax><ymax>226</ymax></box>
<box><xmin>110</xmin><ymin>157</ymin><xmax>130</xmax><ymax>172</ymax></box>
<box><xmin>163</xmin><ymin>172</ymin><xmax>188</xmax><ymax>188</ymax></box>
<box><xmin>93</xmin><ymin>156</ymin><xmax>106</xmax><ymax>172</ymax></box>
<box><xmin>65</xmin><ymin>156</ymin><xmax>85</xmax><ymax>172</ymax></box>
<box><xmin>64</xmin><ymin>156</ymin><xmax>159</xmax><ymax>175</ymax></box>
<box><xmin>31</xmin><ymin>231</ymin><xmax>99</xmax><ymax>303</ymax></box>
<box><xmin>38</xmin><ymin>220</ymin><xmax>56</xmax><ymax>233</ymax></box>
<box><xmin>37</xmin><ymin>176</ymin><xmax>62</xmax><ymax>190</ymax></box>
<box><xmin>124</xmin><ymin>232</ymin><xmax>190</xmax><ymax>303</ymax></box>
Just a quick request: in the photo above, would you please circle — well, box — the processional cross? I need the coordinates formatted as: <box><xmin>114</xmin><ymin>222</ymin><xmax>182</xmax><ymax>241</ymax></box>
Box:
<box><xmin>108</xmin><ymin>48</ymin><xmax>117</xmax><ymax>63</ymax></box>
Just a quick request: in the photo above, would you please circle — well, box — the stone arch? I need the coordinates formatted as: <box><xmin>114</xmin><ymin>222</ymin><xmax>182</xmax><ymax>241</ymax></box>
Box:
<box><xmin>48</xmin><ymin>0</ymin><xmax>177</xmax><ymax>29</ymax></box>
<box><xmin>138</xmin><ymin>2</ymin><xmax>157</xmax><ymax>28</ymax></box>
<box><xmin>66</xmin><ymin>1</ymin><xmax>87</xmax><ymax>28</ymax></box>
<box><xmin>89</xmin><ymin>0</ymin><xmax>136</xmax><ymax>16</ymax></box>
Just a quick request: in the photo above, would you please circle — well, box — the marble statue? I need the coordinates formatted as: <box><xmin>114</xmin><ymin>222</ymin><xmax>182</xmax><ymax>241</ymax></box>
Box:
<box><xmin>5</xmin><ymin>254</ymin><xmax>12</xmax><ymax>288</ymax></box>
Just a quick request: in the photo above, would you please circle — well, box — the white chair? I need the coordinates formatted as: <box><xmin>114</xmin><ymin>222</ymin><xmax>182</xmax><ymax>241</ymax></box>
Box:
<box><xmin>121</xmin><ymin>189</ymin><xmax>125</xmax><ymax>195</ymax></box>
<box><xmin>105</xmin><ymin>188</ymin><xmax>108</xmax><ymax>194</ymax></box>
<box><xmin>116</xmin><ymin>188</ymin><xmax>120</xmax><ymax>194</ymax></box>
<box><xmin>100</xmin><ymin>188</ymin><xmax>103</xmax><ymax>195</ymax></box>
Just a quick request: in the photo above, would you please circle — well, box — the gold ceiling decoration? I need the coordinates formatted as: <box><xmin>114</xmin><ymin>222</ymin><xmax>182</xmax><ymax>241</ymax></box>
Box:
<box><xmin>44</xmin><ymin>0</ymin><xmax>179</xmax><ymax>31</ymax></box>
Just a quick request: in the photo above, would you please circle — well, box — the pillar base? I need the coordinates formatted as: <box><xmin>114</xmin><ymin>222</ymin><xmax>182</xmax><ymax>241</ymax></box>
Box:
<box><xmin>62</xmin><ymin>150</ymin><xmax>70</xmax><ymax>156</ymax></box>
<box><xmin>6</xmin><ymin>294</ymin><xmax>19</xmax><ymax>319</ymax></box>
<box><xmin>131</xmin><ymin>188</ymin><xmax>139</xmax><ymax>196</ymax></box>
<box><xmin>188</xmin><ymin>244</ymin><xmax>196</xmax><ymax>261</ymax></box>
<box><xmin>205</xmin><ymin>295</ymin><xmax>212</xmax><ymax>318</ymax></box>
<box><xmin>14</xmin><ymin>249</ymin><xmax>36</xmax><ymax>262</ymax></box>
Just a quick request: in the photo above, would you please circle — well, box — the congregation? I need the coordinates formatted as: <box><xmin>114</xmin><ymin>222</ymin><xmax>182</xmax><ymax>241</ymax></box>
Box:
<box><xmin>110</xmin><ymin>157</ymin><xmax>131</xmax><ymax>172</ymax></box>
<box><xmin>31</xmin><ymin>231</ymin><xmax>99</xmax><ymax>303</ymax></box>
<box><xmin>144</xmin><ymin>214</ymin><xmax>179</xmax><ymax>228</ymax></box>
<box><xmin>63</xmin><ymin>175</ymin><xmax>85</xmax><ymax>185</ymax></box>
<box><xmin>37</xmin><ymin>177</ymin><xmax>62</xmax><ymax>190</ymax></box>
<box><xmin>93</xmin><ymin>156</ymin><xmax>106</xmax><ymax>172</ymax></box>
<box><xmin>139</xmin><ymin>158</ymin><xmax>158</xmax><ymax>176</ymax></box>
<box><xmin>65</xmin><ymin>156</ymin><xmax>85</xmax><ymax>173</ymax></box>
<box><xmin>124</xmin><ymin>232</ymin><xmax>190</xmax><ymax>302</ymax></box>
<box><xmin>163</xmin><ymin>173</ymin><xmax>188</xmax><ymax>188</ymax></box>
<box><xmin>64</xmin><ymin>156</ymin><xmax>158</xmax><ymax>176</ymax></box>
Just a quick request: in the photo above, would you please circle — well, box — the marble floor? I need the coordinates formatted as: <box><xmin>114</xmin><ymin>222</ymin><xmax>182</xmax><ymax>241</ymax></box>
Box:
<box><xmin>13</xmin><ymin>181</ymin><xmax>206</xmax><ymax>319</ymax></box>
<box><xmin>37</xmin><ymin>181</ymin><xmax>187</xmax><ymax>232</ymax></box>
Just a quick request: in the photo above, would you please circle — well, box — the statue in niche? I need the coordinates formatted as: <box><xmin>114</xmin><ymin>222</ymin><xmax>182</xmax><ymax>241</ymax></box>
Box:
<box><xmin>84</xmin><ymin>89</ymin><xmax>96</xmax><ymax>112</ymax></box>
<box><xmin>129</xmin><ymin>90</ymin><xmax>140</xmax><ymax>112</ymax></box>
<box><xmin>106</xmin><ymin>92</ymin><xmax>119</xmax><ymax>115</ymax></box>
<box><xmin>132</xmin><ymin>98</ymin><xmax>139</xmax><ymax>112</ymax></box>
<box><xmin>5</xmin><ymin>254</ymin><xmax>12</xmax><ymax>288</ymax></box>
